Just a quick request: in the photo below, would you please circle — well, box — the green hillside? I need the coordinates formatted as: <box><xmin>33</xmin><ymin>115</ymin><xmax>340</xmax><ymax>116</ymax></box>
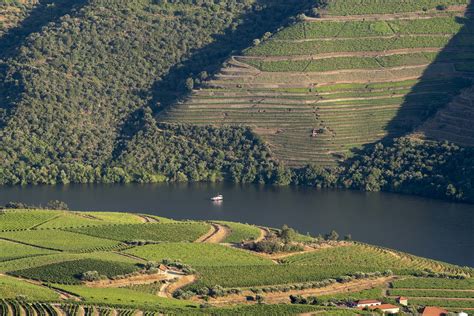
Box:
<box><xmin>163</xmin><ymin>0</ymin><xmax>473</xmax><ymax>167</ymax></box>
<box><xmin>0</xmin><ymin>0</ymin><xmax>473</xmax><ymax>202</ymax></box>
<box><xmin>0</xmin><ymin>208</ymin><xmax>472</xmax><ymax>315</ymax></box>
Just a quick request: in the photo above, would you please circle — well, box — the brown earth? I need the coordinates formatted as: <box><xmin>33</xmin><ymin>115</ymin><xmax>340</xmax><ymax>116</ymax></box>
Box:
<box><xmin>237</xmin><ymin>47</ymin><xmax>444</xmax><ymax>62</ymax></box>
<box><xmin>137</xmin><ymin>215</ymin><xmax>159</xmax><ymax>223</ymax></box>
<box><xmin>204</xmin><ymin>276</ymin><xmax>396</xmax><ymax>306</ymax></box>
<box><xmin>195</xmin><ymin>223</ymin><xmax>231</xmax><ymax>243</ymax></box>
<box><xmin>161</xmin><ymin>275</ymin><xmax>197</xmax><ymax>298</ymax></box>
<box><xmin>85</xmin><ymin>272</ymin><xmax>169</xmax><ymax>288</ymax></box>
<box><xmin>311</xmin><ymin>6</ymin><xmax>467</xmax><ymax>22</ymax></box>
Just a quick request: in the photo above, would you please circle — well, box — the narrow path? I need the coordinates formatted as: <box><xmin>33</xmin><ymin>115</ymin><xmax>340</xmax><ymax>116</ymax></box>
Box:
<box><xmin>112</xmin><ymin>251</ymin><xmax>147</xmax><ymax>263</ymax></box>
<box><xmin>85</xmin><ymin>272</ymin><xmax>169</xmax><ymax>288</ymax></box>
<box><xmin>1</xmin><ymin>273</ymin><xmax>80</xmax><ymax>301</ymax></box>
<box><xmin>236</xmin><ymin>47</ymin><xmax>444</xmax><ymax>62</ymax></box>
<box><xmin>137</xmin><ymin>215</ymin><xmax>159</xmax><ymax>223</ymax></box>
<box><xmin>207</xmin><ymin>276</ymin><xmax>396</xmax><ymax>306</ymax></box>
<box><xmin>159</xmin><ymin>275</ymin><xmax>197</xmax><ymax>298</ymax></box>
<box><xmin>195</xmin><ymin>223</ymin><xmax>230</xmax><ymax>243</ymax></box>
<box><xmin>255</xmin><ymin>227</ymin><xmax>270</xmax><ymax>242</ymax></box>
<box><xmin>0</xmin><ymin>237</ymin><xmax>61</xmax><ymax>252</ymax></box>
<box><xmin>309</xmin><ymin>6</ymin><xmax>467</xmax><ymax>22</ymax></box>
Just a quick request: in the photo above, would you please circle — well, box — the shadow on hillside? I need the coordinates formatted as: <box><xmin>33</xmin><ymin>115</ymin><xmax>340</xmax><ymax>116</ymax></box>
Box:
<box><xmin>110</xmin><ymin>0</ymin><xmax>318</xmax><ymax>159</ymax></box>
<box><xmin>149</xmin><ymin>0</ymin><xmax>316</xmax><ymax>112</ymax></box>
<box><xmin>348</xmin><ymin>2</ymin><xmax>474</xmax><ymax>161</ymax></box>
<box><xmin>0</xmin><ymin>0</ymin><xmax>87</xmax><ymax>127</ymax></box>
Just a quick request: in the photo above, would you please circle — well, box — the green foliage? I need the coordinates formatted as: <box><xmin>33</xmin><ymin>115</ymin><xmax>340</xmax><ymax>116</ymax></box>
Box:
<box><xmin>246</xmin><ymin>52</ymin><xmax>439</xmax><ymax>72</ymax></box>
<box><xmin>36</xmin><ymin>212</ymin><xmax>138</xmax><ymax>229</ymax></box>
<box><xmin>0</xmin><ymin>251</ymin><xmax>140</xmax><ymax>273</ymax></box>
<box><xmin>391</xmin><ymin>277</ymin><xmax>474</xmax><ymax>290</ymax></box>
<box><xmin>52</xmin><ymin>284</ymin><xmax>197</xmax><ymax>308</ymax></box>
<box><xmin>0</xmin><ymin>275</ymin><xmax>60</xmax><ymax>301</ymax></box>
<box><xmin>10</xmin><ymin>259</ymin><xmax>139</xmax><ymax>284</ymax></box>
<box><xmin>408</xmin><ymin>298</ymin><xmax>474</xmax><ymax>308</ymax></box>
<box><xmin>112</xmin><ymin>123</ymin><xmax>281</xmax><ymax>184</ymax></box>
<box><xmin>68</xmin><ymin>222</ymin><xmax>211</xmax><ymax>242</ymax></box>
<box><xmin>124</xmin><ymin>242</ymin><xmax>273</xmax><ymax>267</ymax></box>
<box><xmin>186</xmin><ymin>264</ymin><xmax>388</xmax><ymax>289</ymax></box>
<box><xmin>0</xmin><ymin>0</ymin><xmax>315</xmax><ymax>186</ymax></box>
<box><xmin>318</xmin><ymin>287</ymin><xmax>383</xmax><ymax>302</ymax></box>
<box><xmin>342</xmin><ymin>138</ymin><xmax>474</xmax><ymax>202</ymax></box>
<box><xmin>214</xmin><ymin>221</ymin><xmax>261</xmax><ymax>243</ymax></box>
<box><xmin>324</xmin><ymin>0</ymin><xmax>468</xmax><ymax>15</ymax></box>
<box><xmin>273</xmin><ymin>17</ymin><xmax>465</xmax><ymax>40</ymax></box>
<box><xmin>246</xmin><ymin>35</ymin><xmax>453</xmax><ymax>56</ymax></box>
<box><xmin>0</xmin><ymin>210</ymin><xmax>58</xmax><ymax>231</ymax></box>
<box><xmin>282</xmin><ymin>244</ymin><xmax>411</xmax><ymax>269</ymax></box>
<box><xmin>0</xmin><ymin>239</ymin><xmax>57</xmax><ymax>262</ymax></box>
<box><xmin>0</xmin><ymin>229</ymin><xmax>123</xmax><ymax>251</ymax></box>
<box><xmin>389</xmin><ymin>288</ymin><xmax>474</xmax><ymax>298</ymax></box>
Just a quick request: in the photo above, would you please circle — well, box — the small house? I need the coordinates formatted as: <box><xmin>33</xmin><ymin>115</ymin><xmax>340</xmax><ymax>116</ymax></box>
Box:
<box><xmin>158</xmin><ymin>264</ymin><xmax>168</xmax><ymax>272</ymax></box>
<box><xmin>356</xmin><ymin>299</ymin><xmax>382</xmax><ymax>308</ymax></box>
<box><xmin>368</xmin><ymin>304</ymin><xmax>400</xmax><ymax>314</ymax></box>
<box><xmin>396</xmin><ymin>296</ymin><xmax>408</xmax><ymax>306</ymax></box>
<box><xmin>422</xmin><ymin>307</ymin><xmax>448</xmax><ymax>316</ymax></box>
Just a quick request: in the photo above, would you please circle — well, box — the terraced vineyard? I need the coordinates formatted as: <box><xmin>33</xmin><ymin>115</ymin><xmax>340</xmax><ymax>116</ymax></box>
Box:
<box><xmin>161</xmin><ymin>0</ymin><xmax>474</xmax><ymax>166</ymax></box>
<box><xmin>0</xmin><ymin>208</ymin><xmax>472</xmax><ymax>315</ymax></box>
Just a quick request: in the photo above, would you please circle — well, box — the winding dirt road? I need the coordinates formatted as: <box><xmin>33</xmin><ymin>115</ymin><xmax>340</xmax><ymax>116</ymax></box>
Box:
<box><xmin>195</xmin><ymin>223</ymin><xmax>230</xmax><ymax>243</ymax></box>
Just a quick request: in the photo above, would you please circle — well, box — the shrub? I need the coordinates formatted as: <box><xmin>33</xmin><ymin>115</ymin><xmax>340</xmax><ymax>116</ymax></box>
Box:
<box><xmin>80</xmin><ymin>271</ymin><xmax>102</xmax><ymax>282</ymax></box>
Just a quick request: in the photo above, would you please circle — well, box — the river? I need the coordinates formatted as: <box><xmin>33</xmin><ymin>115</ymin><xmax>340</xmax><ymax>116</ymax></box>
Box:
<box><xmin>1</xmin><ymin>183</ymin><xmax>472</xmax><ymax>267</ymax></box>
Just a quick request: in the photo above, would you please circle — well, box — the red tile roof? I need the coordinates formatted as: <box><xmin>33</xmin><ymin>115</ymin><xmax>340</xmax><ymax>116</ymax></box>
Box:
<box><xmin>369</xmin><ymin>304</ymin><xmax>400</xmax><ymax>311</ymax></box>
<box><xmin>422</xmin><ymin>307</ymin><xmax>448</xmax><ymax>316</ymax></box>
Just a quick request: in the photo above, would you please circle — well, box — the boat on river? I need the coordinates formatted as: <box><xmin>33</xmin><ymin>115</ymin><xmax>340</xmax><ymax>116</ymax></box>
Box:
<box><xmin>211</xmin><ymin>194</ymin><xmax>223</xmax><ymax>201</ymax></box>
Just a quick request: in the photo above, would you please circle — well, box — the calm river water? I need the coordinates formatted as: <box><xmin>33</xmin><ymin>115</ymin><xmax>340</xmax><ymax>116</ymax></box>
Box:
<box><xmin>1</xmin><ymin>183</ymin><xmax>473</xmax><ymax>267</ymax></box>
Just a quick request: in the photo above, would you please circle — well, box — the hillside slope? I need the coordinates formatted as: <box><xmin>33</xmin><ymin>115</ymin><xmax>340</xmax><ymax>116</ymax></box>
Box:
<box><xmin>162</xmin><ymin>0</ymin><xmax>473</xmax><ymax>167</ymax></box>
<box><xmin>0</xmin><ymin>0</ymin><xmax>314</xmax><ymax>184</ymax></box>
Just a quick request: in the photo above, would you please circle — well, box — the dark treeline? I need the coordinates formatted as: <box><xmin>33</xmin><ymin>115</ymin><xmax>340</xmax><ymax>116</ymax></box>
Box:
<box><xmin>0</xmin><ymin>0</ymin><xmax>317</xmax><ymax>186</ymax></box>
<box><xmin>0</xmin><ymin>0</ymin><xmax>472</xmax><ymax>204</ymax></box>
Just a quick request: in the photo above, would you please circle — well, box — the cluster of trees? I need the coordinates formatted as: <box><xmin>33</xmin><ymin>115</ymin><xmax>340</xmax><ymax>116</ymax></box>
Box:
<box><xmin>244</xmin><ymin>225</ymin><xmax>313</xmax><ymax>254</ymax></box>
<box><xmin>0</xmin><ymin>0</ymin><xmax>316</xmax><ymax>186</ymax></box>
<box><xmin>341</xmin><ymin>138</ymin><xmax>474</xmax><ymax>203</ymax></box>
<box><xmin>2</xmin><ymin>199</ymin><xmax>69</xmax><ymax>210</ymax></box>
<box><xmin>0</xmin><ymin>1</ymin><xmax>471</xmax><ymax>204</ymax></box>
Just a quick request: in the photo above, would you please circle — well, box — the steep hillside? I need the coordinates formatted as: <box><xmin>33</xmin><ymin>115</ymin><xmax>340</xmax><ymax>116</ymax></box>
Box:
<box><xmin>0</xmin><ymin>209</ymin><xmax>472</xmax><ymax>314</ymax></box>
<box><xmin>0</xmin><ymin>0</ymin><xmax>472</xmax><ymax>202</ymax></box>
<box><xmin>0</xmin><ymin>0</ymin><xmax>315</xmax><ymax>184</ymax></box>
<box><xmin>0</xmin><ymin>0</ymin><xmax>35</xmax><ymax>37</ymax></box>
<box><xmin>162</xmin><ymin>0</ymin><xmax>473</xmax><ymax>167</ymax></box>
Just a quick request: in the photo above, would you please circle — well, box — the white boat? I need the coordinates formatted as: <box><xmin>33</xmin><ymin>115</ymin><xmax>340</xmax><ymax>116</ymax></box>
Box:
<box><xmin>211</xmin><ymin>194</ymin><xmax>223</xmax><ymax>201</ymax></box>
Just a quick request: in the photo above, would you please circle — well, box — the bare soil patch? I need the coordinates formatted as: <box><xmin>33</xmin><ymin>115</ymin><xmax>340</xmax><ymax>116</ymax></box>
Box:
<box><xmin>206</xmin><ymin>276</ymin><xmax>396</xmax><ymax>306</ymax></box>
<box><xmin>161</xmin><ymin>275</ymin><xmax>197</xmax><ymax>298</ymax></box>
<box><xmin>195</xmin><ymin>223</ymin><xmax>230</xmax><ymax>243</ymax></box>
<box><xmin>85</xmin><ymin>272</ymin><xmax>169</xmax><ymax>288</ymax></box>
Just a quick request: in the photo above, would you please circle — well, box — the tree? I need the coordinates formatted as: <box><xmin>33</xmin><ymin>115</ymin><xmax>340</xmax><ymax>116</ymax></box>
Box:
<box><xmin>326</xmin><ymin>230</ymin><xmax>339</xmax><ymax>241</ymax></box>
<box><xmin>80</xmin><ymin>271</ymin><xmax>101</xmax><ymax>282</ymax></box>
<box><xmin>185</xmin><ymin>77</ymin><xmax>194</xmax><ymax>91</ymax></box>
<box><xmin>280</xmin><ymin>224</ymin><xmax>294</xmax><ymax>243</ymax></box>
<box><xmin>46</xmin><ymin>200</ymin><xmax>69</xmax><ymax>210</ymax></box>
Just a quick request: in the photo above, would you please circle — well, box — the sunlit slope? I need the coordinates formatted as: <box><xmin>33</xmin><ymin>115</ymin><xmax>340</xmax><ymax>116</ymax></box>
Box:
<box><xmin>0</xmin><ymin>1</ymin><xmax>35</xmax><ymax>37</ymax></box>
<box><xmin>162</xmin><ymin>0</ymin><xmax>473</xmax><ymax>166</ymax></box>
